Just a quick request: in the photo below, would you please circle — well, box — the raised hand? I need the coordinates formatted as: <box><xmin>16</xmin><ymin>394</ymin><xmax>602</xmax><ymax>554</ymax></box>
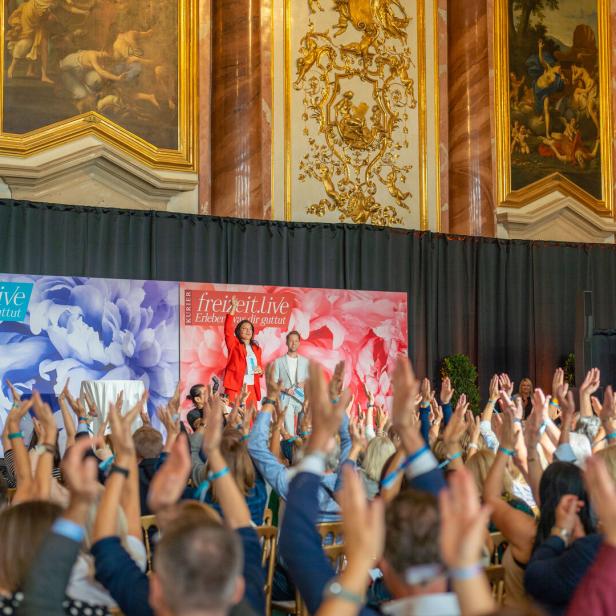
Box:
<box><xmin>552</xmin><ymin>368</ymin><xmax>565</xmax><ymax>399</ymax></box>
<box><xmin>557</xmin><ymin>384</ymin><xmax>575</xmax><ymax>423</ymax></box>
<box><xmin>328</xmin><ymin>360</ymin><xmax>346</xmax><ymax>401</ymax></box>
<box><xmin>499</xmin><ymin>374</ymin><xmax>514</xmax><ymax>398</ymax></box>
<box><xmin>62</xmin><ymin>437</ymin><xmax>102</xmax><ymax>503</ymax></box>
<box><xmin>349</xmin><ymin>421</ymin><xmax>368</xmax><ymax>454</ymax></box>
<box><xmin>230</xmin><ymin>296</ymin><xmax>239</xmax><ymax>314</ymax></box>
<box><xmin>420</xmin><ymin>377</ymin><xmax>432</xmax><ymax>403</ymax></box>
<box><xmin>167</xmin><ymin>382</ymin><xmax>182</xmax><ymax>417</ymax></box>
<box><xmin>363</xmin><ymin>381</ymin><xmax>375</xmax><ymax>407</ymax></box>
<box><xmin>109</xmin><ymin>398</ymin><xmax>141</xmax><ymax>463</ymax></box>
<box><xmin>306</xmin><ymin>361</ymin><xmax>351</xmax><ymax>454</ymax></box>
<box><xmin>5</xmin><ymin>378</ymin><xmax>22</xmax><ymax>405</ymax></box>
<box><xmin>440</xmin><ymin>376</ymin><xmax>454</xmax><ymax>405</ymax></box>
<box><xmin>488</xmin><ymin>374</ymin><xmax>499</xmax><ymax>402</ymax></box>
<box><xmin>147</xmin><ymin>433</ymin><xmax>192</xmax><ymax>513</ymax></box>
<box><xmin>84</xmin><ymin>390</ymin><xmax>100</xmax><ymax>419</ymax></box>
<box><xmin>580</xmin><ymin>368</ymin><xmax>601</xmax><ymax>397</ymax></box>
<box><xmin>339</xmin><ymin>465</ymin><xmax>385</xmax><ymax>568</ymax></box>
<box><xmin>443</xmin><ymin>394</ymin><xmax>468</xmax><ymax>446</ymax></box>
<box><xmin>554</xmin><ymin>494</ymin><xmax>585</xmax><ymax>542</ymax></box>
<box><xmin>600</xmin><ymin>386</ymin><xmax>616</xmax><ymax>437</ymax></box>
<box><xmin>202</xmin><ymin>396</ymin><xmax>224</xmax><ymax>455</ymax></box>
<box><xmin>391</xmin><ymin>355</ymin><xmax>422</xmax><ymax>453</ymax></box>
<box><xmin>265</xmin><ymin>364</ymin><xmax>284</xmax><ymax>401</ymax></box>
<box><xmin>440</xmin><ymin>467</ymin><xmax>492</xmax><ymax>568</ymax></box>
<box><xmin>585</xmin><ymin>456</ymin><xmax>616</xmax><ymax>547</ymax></box>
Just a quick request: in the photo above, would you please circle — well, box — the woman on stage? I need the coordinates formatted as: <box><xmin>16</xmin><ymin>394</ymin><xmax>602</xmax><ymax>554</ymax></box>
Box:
<box><xmin>223</xmin><ymin>296</ymin><xmax>263</xmax><ymax>407</ymax></box>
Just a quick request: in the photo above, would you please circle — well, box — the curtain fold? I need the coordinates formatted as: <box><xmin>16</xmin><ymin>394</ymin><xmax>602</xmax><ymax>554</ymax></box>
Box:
<box><xmin>2</xmin><ymin>199</ymin><xmax>616</xmax><ymax>397</ymax></box>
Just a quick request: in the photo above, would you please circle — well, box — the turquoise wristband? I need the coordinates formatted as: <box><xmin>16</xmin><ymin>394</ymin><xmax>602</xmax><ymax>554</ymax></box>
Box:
<box><xmin>450</xmin><ymin>563</ymin><xmax>483</xmax><ymax>581</ymax></box>
<box><xmin>499</xmin><ymin>446</ymin><xmax>515</xmax><ymax>456</ymax></box>
<box><xmin>8</xmin><ymin>432</ymin><xmax>23</xmax><ymax>440</ymax></box>
<box><xmin>606</xmin><ymin>432</ymin><xmax>616</xmax><ymax>441</ymax></box>
<box><xmin>240</xmin><ymin>433</ymin><xmax>251</xmax><ymax>442</ymax></box>
<box><xmin>195</xmin><ymin>467</ymin><xmax>230</xmax><ymax>502</ymax></box>
<box><xmin>438</xmin><ymin>450</ymin><xmax>463</xmax><ymax>469</ymax></box>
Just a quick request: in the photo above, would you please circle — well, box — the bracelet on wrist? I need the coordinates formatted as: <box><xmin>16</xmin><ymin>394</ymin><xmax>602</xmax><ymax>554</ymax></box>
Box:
<box><xmin>109</xmin><ymin>464</ymin><xmax>130</xmax><ymax>478</ymax></box>
<box><xmin>261</xmin><ymin>397</ymin><xmax>277</xmax><ymax>407</ymax></box>
<box><xmin>467</xmin><ymin>442</ymin><xmax>479</xmax><ymax>450</ymax></box>
<box><xmin>438</xmin><ymin>450</ymin><xmax>463</xmax><ymax>469</ymax></box>
<box><xmin>449</xmin><ymin>563</ymin><xmax>483</xmax><ymax>581</ymax></box>
<box><xmin>324</xmin><ymin>581</ymin><xmax>364</xmax><ymax>605</ymax></box>
<box><xmin>8</xmin><ymin>431</ymin><xmax>24</xmax><ymax>440</ymax></box>
<box><xmin>498</xmin><ymin>446</ymin><xmax>515</xmax><ymax>457</ymax></box>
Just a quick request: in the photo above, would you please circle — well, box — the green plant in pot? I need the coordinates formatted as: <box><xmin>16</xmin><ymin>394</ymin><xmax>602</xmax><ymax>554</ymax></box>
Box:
<box><xmin>440</xmin><ymin>354</ymin><xmax>481</xmax><ymax>413</ymax></box>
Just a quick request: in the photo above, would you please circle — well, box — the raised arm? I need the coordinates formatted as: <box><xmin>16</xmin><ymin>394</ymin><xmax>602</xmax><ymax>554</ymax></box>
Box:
<box><xmin>247</xmin><ymin>366</ymin><xmax>290</xmax><ymax>497</ymax></box>
<box><xmin>224</xmin><ymin>297</ymin><xmax>239</xmax><ymax>351</ymax></box>
<box><xmin>31</xmin><ymin>392</ymin><xmax>58</xmax><ymax>501</ymax></box>
<box><xmin>93</xmin><ymin>401</ymin><xmax>141</xmax><ymax>542</ymax></box>
<box><xmin>315</xmin><ymin>466</ymin><xmax>383</xmax><ymax>616</ymax></box>
<box><xmin>579</xmin><ymin>368</ymin><xmax>600</xmax><ymax>418</ymax></box>
<box><xmin>57</xmin><ymin>379</ymin><xmax>76</xmax><ymax>449</ymax></box>
<box><xmin>483</xmin><ymin>402</ymin><xmax>536</xmax><ymax>563</ymax></box>
<box><xmin>7</xmin><ymin>398</ymin><xmax>34</xmax><ymax>502</ymax></box>
<box><xmin>441</xmin><ymin>468</ymin><xmax>496</xmax><ymax>616</ymax></box>
<box><xmin>280</xmin><ymin>361</ymin><xmax>355</xmax><ymax>614</ymax></box>
<box><xmin>20</xmin><ymin>438</ymin><xmax>100</xmax><ymax>616</ymax></box>
<box><xmin>202</xmin><ymin>395</ymin><xmax>252</xmax><ymax>529</ymax></box>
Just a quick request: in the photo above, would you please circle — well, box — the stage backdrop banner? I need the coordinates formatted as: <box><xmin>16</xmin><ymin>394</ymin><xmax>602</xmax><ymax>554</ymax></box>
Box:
<box><xmin>0</xmin><ymin>273</ymin><xmax>180</xmax><ymax>445</ymax></box>
<box><xmin>180</xmin><ymin>283</ymin><xmax>408</xmax><ymax>409</ymax></box>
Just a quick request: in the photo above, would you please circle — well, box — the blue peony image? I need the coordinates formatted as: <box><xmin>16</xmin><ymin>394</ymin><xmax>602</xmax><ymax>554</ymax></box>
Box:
<box><xmin>0</xmin><ymin>274</ymin><xmax>180</xmax><ymax>429</ymax></box>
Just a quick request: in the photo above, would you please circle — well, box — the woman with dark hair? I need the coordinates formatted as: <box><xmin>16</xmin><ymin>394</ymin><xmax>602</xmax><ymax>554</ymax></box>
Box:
<box><xmin>185</xmin><ymin>384</ymin><xmax>206</xmax><ymax>431</ymax></box>
<box><xmin>522</xmin><ymin>460</ymin><xmax>600</xmax><ymax>615</ymax></box>
<box><xmin>223</xmin><ymin>297</ymin><xmax>263</xmax><ymax>408</ymax></box>
<box><xmin>484</xmin><ymin>407</ymin><xmax>598</xmax><ymax>612</ymax></box>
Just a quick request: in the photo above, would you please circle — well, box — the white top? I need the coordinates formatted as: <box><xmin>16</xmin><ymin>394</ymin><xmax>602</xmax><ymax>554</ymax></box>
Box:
<box><xmin>244</xmin><ymin>342</ymin><xmax>257</xmax><ymax>385</ymax></box>
<box><xmin>67</xmin><ymin>535</ymin><xmax>146</xmax><ymax>607</ymax></box>
<box><xmin>287</xmin><ymin>355</ymin><xmax>299</xmax><ymax>385</ymax></box>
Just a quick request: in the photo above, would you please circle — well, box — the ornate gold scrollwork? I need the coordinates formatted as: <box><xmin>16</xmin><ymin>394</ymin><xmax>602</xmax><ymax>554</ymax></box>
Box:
<box><xmin>295</xmin><ymin>0</ymin><xmax>416</xmax><ymax>225</ymax></box>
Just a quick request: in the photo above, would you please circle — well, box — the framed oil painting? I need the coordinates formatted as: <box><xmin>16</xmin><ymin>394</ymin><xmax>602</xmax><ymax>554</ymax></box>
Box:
<box><xmin>0</xmin><ymin>0</ymin><xmax>197</xmax><ymax>171</ymax></box>
<box><xmin>494</xmin><ymin>0</ymin><xmax>613</xmax><ymax>214</ymax></box>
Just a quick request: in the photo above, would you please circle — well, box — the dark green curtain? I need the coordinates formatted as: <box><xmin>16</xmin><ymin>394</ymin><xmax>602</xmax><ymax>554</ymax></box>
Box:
<box><xmin>2</xmin><ymin>198</ymin><xmax>616</xmax><ymax>397</ymax></box>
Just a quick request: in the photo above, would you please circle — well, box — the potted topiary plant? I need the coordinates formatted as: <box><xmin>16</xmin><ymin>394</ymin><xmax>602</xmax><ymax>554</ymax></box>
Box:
<box><xmin>440</xmin><ymin>354</ymin><xmax>481</xmax><ymax>413</ymax></box>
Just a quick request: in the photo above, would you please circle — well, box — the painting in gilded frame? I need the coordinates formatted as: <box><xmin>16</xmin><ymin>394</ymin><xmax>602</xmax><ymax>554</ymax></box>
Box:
<box><xmin>494</xmin><ymin>0</ymin><xmax>612</xmax><ymax>213</ymax></box>
<box><xmin>0</xmin><ymin>0</ymin><xmax>197</xmax><ymax>170</ymax></box>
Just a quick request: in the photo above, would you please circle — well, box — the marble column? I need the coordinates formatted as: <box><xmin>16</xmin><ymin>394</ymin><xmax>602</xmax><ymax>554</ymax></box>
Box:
<box><xmin>211</xmin><ymin>0</ymin><xmax>263</xmax><ymax>218</ymax></box>
<box><xmin>447</xmin><ymin>0</ymin><xmax>494</xmax><ymax>236</ymax></box>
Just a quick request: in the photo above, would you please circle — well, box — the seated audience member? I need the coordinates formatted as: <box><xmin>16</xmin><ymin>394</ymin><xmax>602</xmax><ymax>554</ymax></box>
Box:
<box><xmin>185</xmin><ymin>383</ymin><xmax>207</xmax><ymax>430</ymax></box>
<box><xmin>149</xmin><ymin>523</ymin><xmax>246</xmax><ymax>616</ymax></box>
<box><xmin>247</xmin><ymin>362</ymin><xmax>352</xmax><ymax>522</ymax></box>
<box><xmin>567</xmin><ymin>455</ymin><xmax>616</xmax><ymax>615</ymax></box>
<box><xmin>0</xmin><ymin>500</ymin><xmax>111</xmax><ymax>616</ymax></box>
<box><xmin>134</xmin><ymin>426</ymin><xmax>164</xmax><ymax>515</ymax></box>
<box><xmin>191</xmin><ymin>424</ymin><xmax>267</xmax><ymax>525</ymax></box>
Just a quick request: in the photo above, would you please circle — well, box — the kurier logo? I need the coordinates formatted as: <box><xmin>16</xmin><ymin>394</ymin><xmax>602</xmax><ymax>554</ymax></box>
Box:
<box><xmin>0</xmin><ymin>282</ymin><xmax>33</xmax><ymax>322</ymax></box>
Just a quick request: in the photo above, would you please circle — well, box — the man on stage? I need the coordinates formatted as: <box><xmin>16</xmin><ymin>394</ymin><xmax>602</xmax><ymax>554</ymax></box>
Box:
<box><xmin>273</xmin><ymin>331</ymin><xmax>309</xmax><ymax>435</ymax></box>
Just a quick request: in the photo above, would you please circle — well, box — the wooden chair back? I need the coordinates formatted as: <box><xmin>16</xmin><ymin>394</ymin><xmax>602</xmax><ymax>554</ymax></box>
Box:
<box><xmin>141</xmin><ymin>514</ymin><xmax>158</xmax><ymax>571</ymax></box>
<box><xmin>316</xmin><ymin>521</ymin><xmax>344</xmax><ymax>545</ymax></box>
<box><xmin>255</xmin><ymin>525</ymin><xmax>277</xmax><ymax>616</ymax></box>
<box><xmin>485</xmin><ymin>564</ymin><xmax>506</xmax><ymax>606</ymax></box>
<box><xmin>489</xmin><ymin>531</ymin><xmax>508</xmax><ymax>564</ymax></box>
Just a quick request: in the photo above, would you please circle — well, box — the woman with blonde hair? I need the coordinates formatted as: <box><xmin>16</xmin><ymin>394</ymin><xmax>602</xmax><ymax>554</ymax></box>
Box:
<box><xmin>360</xmin><ymin>435</ymin><xmax>395</xmax><ymax>499</ymax></box>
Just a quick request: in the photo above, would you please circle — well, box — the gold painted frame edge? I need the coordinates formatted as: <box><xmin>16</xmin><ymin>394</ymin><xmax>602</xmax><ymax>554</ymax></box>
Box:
<box><xmin>493</xmin><ymin>0</ymin><xmax>613</xmax><ymax>217</ymax></box>
<box><xmin>282</xmin><ymin>0</ymin><xmax>430</xmax><ymax>228</ymax></box>
<box><xmin>0</xmin><ymin>0</ymin><xmax>198</xmax><ymax>172</ymax></box>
